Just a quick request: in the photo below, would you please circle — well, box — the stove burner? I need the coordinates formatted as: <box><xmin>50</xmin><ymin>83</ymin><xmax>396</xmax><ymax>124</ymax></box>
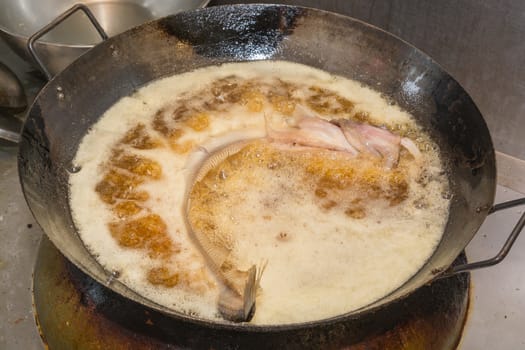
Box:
<box><xmin>33</xmin><ymin>236</ymin><xmax>469</xmax><ymax>349</ymax></box>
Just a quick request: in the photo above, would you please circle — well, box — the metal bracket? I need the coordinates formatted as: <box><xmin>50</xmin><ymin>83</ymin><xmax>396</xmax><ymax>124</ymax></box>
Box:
<box><xmin>27</xmin><ymin>3</ymin><xmax>108</xmax><ymax>80</ymax></box>
<box><xmin>441</xmin><ymin>197</ymin><xmax>525</xmax><ymax>277</ymax></box>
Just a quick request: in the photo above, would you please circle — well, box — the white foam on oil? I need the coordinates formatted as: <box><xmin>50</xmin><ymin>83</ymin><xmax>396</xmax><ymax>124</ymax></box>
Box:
<box><xmin>213</xmin><ymin>153</ymin><xmax>448</xmax><ymax>324</ymax></box>
<box><xmin>69</xmin><ymin>60</ymin><xmax>449</xmax><ymax>325</ymax></box>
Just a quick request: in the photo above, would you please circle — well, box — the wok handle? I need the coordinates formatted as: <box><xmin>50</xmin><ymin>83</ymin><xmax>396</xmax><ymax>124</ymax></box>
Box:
<box><xmin>443</xmin><ymin>197</ymin><xmax>525</xmax><ymax>276</ymax></box>
<box><xmin>27</xmin><ymin>3</ymin><xmax>109</xmax><ymax>80</ymax></box>
<box><xmin>0</xmin><ymin>110</ymin><xmax>23</xmax><ymax>144</ymax></box>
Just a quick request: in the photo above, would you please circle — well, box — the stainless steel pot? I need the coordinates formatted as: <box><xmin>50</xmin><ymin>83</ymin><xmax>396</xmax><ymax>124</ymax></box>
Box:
<box><xmin>11</xmin><ymin>4</ymin><xmax>525</xmax><ymax>348</ymax></box>
<box><xmin>0</xmin><ymin>0</ymin><xmax>209</xmax><ymax>77</ymax></box>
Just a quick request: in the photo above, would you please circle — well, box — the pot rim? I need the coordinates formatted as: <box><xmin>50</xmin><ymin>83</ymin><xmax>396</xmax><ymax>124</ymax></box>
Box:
<box><xmin>0</xmin><ymin>0</ymin><xmax>210</xmax><ymax>49</ymax></box>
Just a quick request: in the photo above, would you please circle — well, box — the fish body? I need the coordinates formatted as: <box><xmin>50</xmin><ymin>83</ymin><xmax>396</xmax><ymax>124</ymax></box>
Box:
<box><xmin>183</xmin><ymin>137</ymin><xmax>265</xmax><ymax>323</ymax></box>
<box><xmin>182</xmin><ymin>109</ymin><xmax>420</xmax><ymax>322</ymax></box>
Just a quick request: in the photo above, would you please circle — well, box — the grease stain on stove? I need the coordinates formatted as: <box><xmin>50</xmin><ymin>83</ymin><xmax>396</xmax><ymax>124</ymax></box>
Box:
<box><xmin>32</xmin><ymin>236</ymin><xmax>470</xmax><ymax>350</ymax></box>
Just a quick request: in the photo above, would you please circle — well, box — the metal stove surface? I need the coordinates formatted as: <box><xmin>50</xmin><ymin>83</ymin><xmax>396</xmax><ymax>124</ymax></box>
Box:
<box><xmin>31</xmin><ymin>236</ymin><xmax>469</xmax><ymax>349</ymax></box>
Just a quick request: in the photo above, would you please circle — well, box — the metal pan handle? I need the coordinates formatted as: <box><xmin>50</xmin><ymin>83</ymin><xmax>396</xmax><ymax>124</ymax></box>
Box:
<box><xmin>27</xmin><ymin>3</ymin><xmax>109</xmax><ymax>80</ymax></box>
<box><xmin>0</xmin><ymin>110</ymin><xmax>22</xmax><ymax>144</ymax></box>
<box><xmin>442</xmin><ymin>197</ymin><xmax>525</xmax><ymax>277</ymax></box>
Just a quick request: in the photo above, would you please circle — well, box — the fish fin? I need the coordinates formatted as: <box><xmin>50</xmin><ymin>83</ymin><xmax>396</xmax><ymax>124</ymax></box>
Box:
<box><xmin>242</xmin><ymin>265</ymin><xmax>258</xmax><ymax>319</ymax></box>
<box><xmin>198</xmin><ymin>234</ymin><xmax>231</xmax><ymax>268</ymax></box>
<box><xmin>256</xmin><ymin>260</ymin><xmax>268</xmax><ymax>288</ymax></box>
<box><xmin>193</xmin><ymin>141</ymin><xmax>249</xmax><ymax>183</ymax></box>
<box><xmin>400</xmin><ymin>137</ymin><xmax>422</xmax><ymax>161</ymax></box>
<box><xmin>220</xmin><ymin>262</ymin><xmax>247</xmax><ymax>294</ymax></box>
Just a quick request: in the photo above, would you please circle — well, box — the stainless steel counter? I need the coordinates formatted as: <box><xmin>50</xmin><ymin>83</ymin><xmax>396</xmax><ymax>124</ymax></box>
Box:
<box><xmin>0</xmin><ymin>146</ymin><xmax>42</xmax><ymax>350</ymax></box>
<box><xmin>460</xmin><ymin>182</ymin><xmax>525</xmax><ymax>349</ymax></box>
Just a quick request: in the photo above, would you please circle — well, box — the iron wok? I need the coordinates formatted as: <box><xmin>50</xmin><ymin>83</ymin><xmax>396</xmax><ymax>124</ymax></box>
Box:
<box><xmin>16</xmin><ymin>4</ymin><xmax>525</xmax><ymax>348</ymax></box>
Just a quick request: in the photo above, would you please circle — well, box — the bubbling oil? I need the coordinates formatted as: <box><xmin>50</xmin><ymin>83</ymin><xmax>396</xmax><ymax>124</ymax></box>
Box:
<box><xmin>69</xmin><ymin>61</ymin><xmax>449</xmax><ymax>324</ymax></box>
